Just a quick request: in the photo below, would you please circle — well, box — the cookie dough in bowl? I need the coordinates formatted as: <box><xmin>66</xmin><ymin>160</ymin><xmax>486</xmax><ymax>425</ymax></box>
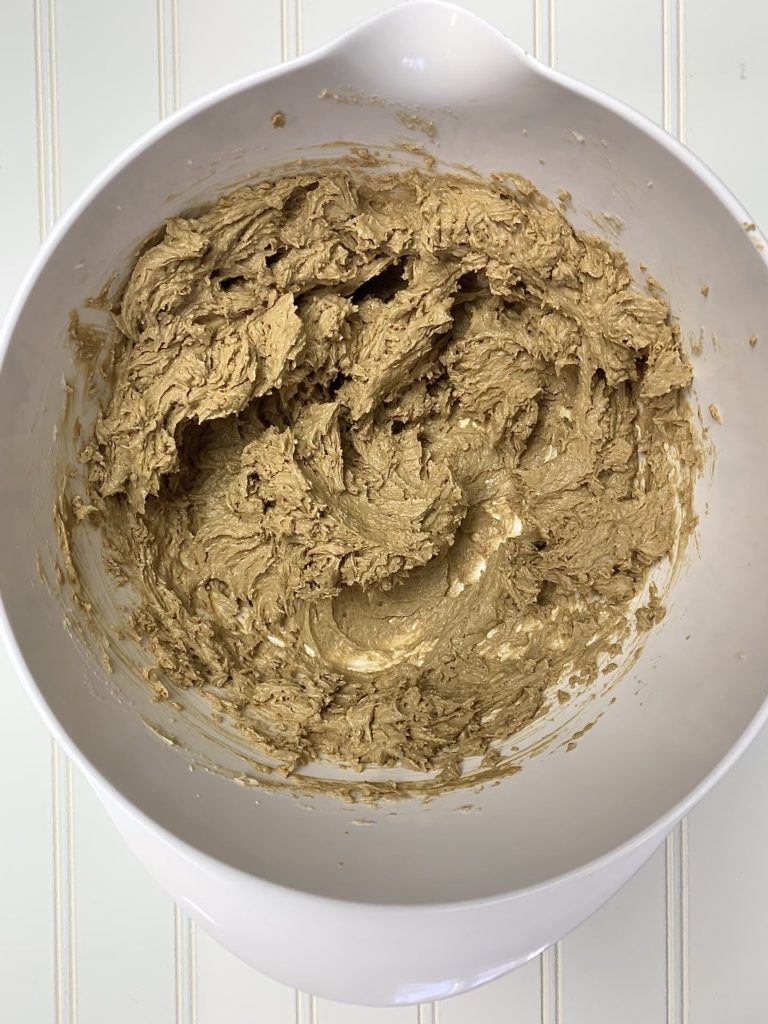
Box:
<box><xmin>2</xmin><ymin>0</ymin><xmax>767</xmax><ymax>1004</ymax></box>
<box><xmin>70</xmin><ymin>164</ymin><xmax>698</xmax><ymax>793</ymax></box>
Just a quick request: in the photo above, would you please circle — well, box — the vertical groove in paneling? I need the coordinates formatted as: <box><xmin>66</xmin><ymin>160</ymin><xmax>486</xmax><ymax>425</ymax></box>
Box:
<box><xmin>417</xmin><ymin>1001</ymin><xmax>440</xmax><ymax>1024</ymax></box>
<box><xmin>296</xmin><ymin>990</ymin><xmax>318</xmax><ymax>1024</ymax></box>
<box><xmin>282</xmin><ymin>0</ymin><xmax>302</xmax><ymax>61</ymax></box>
<box><xmin>157</xmin><ymin>0</ymin><xmax>180</xmax><ymax>118</ymax></box>
<box><xmin>33</xmin><ymin>0</ymin><xmax>60</xmax><ymax>236</ymax></box>
<box><xmin>190</xmin><ymin>917</ymin><xmax>198</xmax><ymax>1023</ymax></box>
<box><xmin>295</xmin><ymin>0</ymin><xmax>304</xmax><ymax>58</ymax></box>
<box><xmin>52</xmin><ymin>753</ymin><xmax>77</xmax><ymax>1024</ymax></box>
<box><xmin>540</xmin><ymin>943</ymin><xmax>563</xmax><ymax>1024</ymax></box>
<box><xmin>418</xmin><ymin>996</ymin><xmax>440</xmax><ymax>1021</ymax></box>
<box><xmin>665</xmin><ymin>824</ymin><xmax>690</xmax><ymax>1024</ymax></box>
<box><xmin>175</xmin><ymin>907</ymin><xmax>198</xmax><ymax>1024</ymax></box>
<box><xmin>35</xmin><ymin>1</ymin><xmax>74</xmax><ymax>1021</ymax></box>
<box><xmin>547</xmin><ymin>0</ymin><xmax>557</xmax><ymax>66</ymax></box>
<box><xmin>676</xmin><ymin>0</ymin><xmax>686</xmax><ymax>142</ymax></box>
<box><xmin>533</xmin><ymin>0</ymin><xmax>555</xmax><ymax>66</ymax></box>
<box><xmin>681</xmin><ymin>819</ymin><xmax>689</xmax><ymax>1019</ymax></box>
<box><xmin>66</xmin><ymin>760</ymin><xmax>78</xmax><ymax>1021</ymax></box>
<box><xmin>662</xmin><ymin>0</ymin><xmax>685</xmax><ymax>139</ymax></box>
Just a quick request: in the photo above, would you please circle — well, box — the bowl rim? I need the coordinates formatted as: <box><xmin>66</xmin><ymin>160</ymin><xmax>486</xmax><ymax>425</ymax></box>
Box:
<box><xmin>2</xmin><ymin>0</ymin><xmax>767</xmax><ymax>910</ymax></box>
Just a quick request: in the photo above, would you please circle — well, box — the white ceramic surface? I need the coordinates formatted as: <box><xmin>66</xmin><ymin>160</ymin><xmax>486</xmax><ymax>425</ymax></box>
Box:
<box><xmin>1</xmin><ymin>0</ymin><xmax>767</xmax><ymax>1008</ymax></box>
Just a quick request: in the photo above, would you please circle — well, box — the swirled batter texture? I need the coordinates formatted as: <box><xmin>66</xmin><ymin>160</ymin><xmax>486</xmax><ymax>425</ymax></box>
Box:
<box><xmin>80</xmin><ymin>167</ymin><xmax>697</xmax><ymax>781</ymax></box>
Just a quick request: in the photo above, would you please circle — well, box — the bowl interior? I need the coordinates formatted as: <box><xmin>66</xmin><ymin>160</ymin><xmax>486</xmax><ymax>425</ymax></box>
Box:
<box><xmin>1</xmin><ymin>1</ymin><xmax>767</xmax><ymax>904</ymax></box>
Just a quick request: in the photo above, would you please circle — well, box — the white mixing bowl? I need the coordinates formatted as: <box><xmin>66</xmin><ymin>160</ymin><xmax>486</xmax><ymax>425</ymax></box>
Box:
<box><xmin>1</xmin><ymin>0</ymin><xmax>767</xmax><ymax>1007</ymax></box>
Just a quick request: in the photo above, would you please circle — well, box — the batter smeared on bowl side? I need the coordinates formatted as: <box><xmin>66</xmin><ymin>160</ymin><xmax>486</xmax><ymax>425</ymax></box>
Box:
<box><xmin>74</xmin><ymin>167</ymin><xmax>699</xmax><ymax>785</ymax></box>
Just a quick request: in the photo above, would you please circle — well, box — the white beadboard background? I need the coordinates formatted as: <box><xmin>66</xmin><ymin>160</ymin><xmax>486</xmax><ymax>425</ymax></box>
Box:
<box><xmin>0</xmin><ymin>1</ymin><xmax>766</xmax><ymax>1021</ymax></box>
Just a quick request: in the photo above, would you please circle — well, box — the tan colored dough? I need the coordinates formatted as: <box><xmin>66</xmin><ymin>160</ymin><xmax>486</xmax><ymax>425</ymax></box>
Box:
<box><xmin>75</xmin><ymin>166</ymin><xmax>698</xmax><ymax>785</ymax></box>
